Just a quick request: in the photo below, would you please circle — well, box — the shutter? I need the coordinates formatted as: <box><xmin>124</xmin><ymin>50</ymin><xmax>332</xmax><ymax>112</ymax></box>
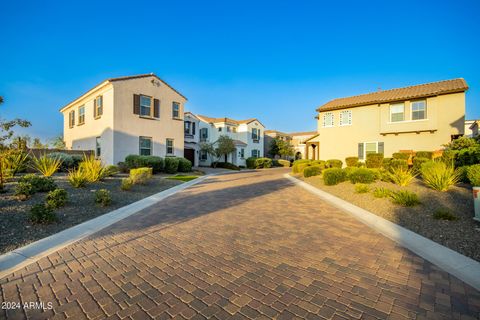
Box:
<box><xmin>93</xmin><ymin>98</ymin><xmax>97</xmax><ymax>118</ymax></box>
<box><xmin>72</xmin><ymin>111</ymin><xmax>75</xmax><ymax>126</ymax></box>
<box><xmin>192</xmin><ymin>122</ymin><xmax>196</xmax><ymax>135</ymax></box>
<box><xmin>153</xmin><ymin>99</ymin><xmax>160</xmax><ymax>118</ymax></box>
<box><xmin>133</xmin><ymin>94</ymin><xmax>140</xmax><ymax>115</ymax></box>
<box><xmin>378</xmin><ymin>142</ymin><xmax>384</xmax><ymax>155</ymax></box>
<box><xmin>358</xmin><ymin>143</ymin><xmax>364</xmax><ymax>160</ymax></box>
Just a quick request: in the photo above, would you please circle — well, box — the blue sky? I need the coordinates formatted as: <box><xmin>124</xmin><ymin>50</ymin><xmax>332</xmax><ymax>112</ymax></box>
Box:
<box><xmin>1</xmin><ymin>0</ymin><xmax>479</xmax><ymax>141</ymax></box>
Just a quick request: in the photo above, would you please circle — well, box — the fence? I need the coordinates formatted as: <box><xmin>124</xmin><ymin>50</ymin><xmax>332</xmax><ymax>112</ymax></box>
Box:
<box><xmin>26</xmin><ymin>148</ymin><xmax>94</xmax><ymax>158</ymax></box>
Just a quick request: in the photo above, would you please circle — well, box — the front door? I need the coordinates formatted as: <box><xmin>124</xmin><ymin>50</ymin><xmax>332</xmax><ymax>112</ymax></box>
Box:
<box><xmin>184</xmin><ymin>148</ymin><xmax>195</xmax><ymax>166</ymax></box>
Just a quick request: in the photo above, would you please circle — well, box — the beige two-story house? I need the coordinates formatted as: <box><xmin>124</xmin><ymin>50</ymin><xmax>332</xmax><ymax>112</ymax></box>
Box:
<box><xmin>60</xmin><ymin>73</ymin><xmax>186</xmax><ymax>165</ymax></box>
<box><xmin>313</xmin><ymin>78</ymin><xmax>468</xmax><ymax>162</ymax></box>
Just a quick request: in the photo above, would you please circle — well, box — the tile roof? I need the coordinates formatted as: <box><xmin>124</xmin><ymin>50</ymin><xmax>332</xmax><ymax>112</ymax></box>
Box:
<box><xmin>317</xmin><ymin>78</ymin><xmax>468</xmax><ymax>112</ymax></box>
<box><xmin>197</xmin><ymin>115</ymin><xmax>264</xmax><ymax>127</ymax></box>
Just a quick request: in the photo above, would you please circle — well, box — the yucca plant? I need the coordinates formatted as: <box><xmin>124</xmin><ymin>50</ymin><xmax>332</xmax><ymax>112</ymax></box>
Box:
<box><xmin>67</xmin><ymin>168</ymin><xmax>88</xmax><ymax>188</ymax></box>
<box><xmin>387</xmin><ymin>167</ymin><xmax>417</xmax><ymax>187</ymax></box>
<box><xmin>78</xmin><ymin>154</ymin><xmax>106</xmax><ymax>182</ymax></box>
<box><xmin>31</xmin><ymin>154</ymin><xmax>62</xmax><ymax>177</ymax></box>
<box><xmin>5</xmin><ymin>151</ymin><xmax>29</xmax><ymax>176</ymax></box>
<box><xmin>420</xmin><ymin>161</ymin><xmax>460</xmax><ymax>191</ymax></box>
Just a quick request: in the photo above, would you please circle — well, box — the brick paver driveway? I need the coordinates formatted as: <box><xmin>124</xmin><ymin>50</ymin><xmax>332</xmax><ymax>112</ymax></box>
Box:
<box><xmin>1</xmin><ymin>169</ymin><xmax>479</xmax><ymax>320</ymax></box>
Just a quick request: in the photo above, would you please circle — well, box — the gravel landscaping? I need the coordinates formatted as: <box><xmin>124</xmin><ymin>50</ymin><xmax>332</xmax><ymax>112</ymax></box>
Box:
<box><xmin>0</xmin><ymin>173</ymin><xmax>188</xmax><ymax>255</ymax></box>
<box><xmin>296</xmin><ymin>174</ymin><xmax>480</xmax><ymax>262</ymax></box>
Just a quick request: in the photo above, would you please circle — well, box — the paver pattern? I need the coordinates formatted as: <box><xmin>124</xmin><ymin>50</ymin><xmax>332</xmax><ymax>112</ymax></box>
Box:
<box><xmin>1</xmin><ymin>169</ymin><xmax>479</xmax><ymax>320</ymax></box>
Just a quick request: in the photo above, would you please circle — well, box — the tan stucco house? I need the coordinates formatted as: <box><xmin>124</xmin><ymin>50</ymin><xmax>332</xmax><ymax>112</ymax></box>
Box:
<box><xmin>60</xmin><ymin>73</ymin><xmax>186</xmax><ymax>165</ymax></box>
<box><xmin>312</xmin><ymin>78</ymin><xmax>468</xmax><ymax>162</ymax></box>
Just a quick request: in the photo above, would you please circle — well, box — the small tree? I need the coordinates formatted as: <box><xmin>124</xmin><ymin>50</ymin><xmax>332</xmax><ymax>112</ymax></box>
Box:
<box><xmin>50</xmin><ymin>135</ymin><xmax>66</xmax><ymax>149</ymax></box>
<box><xmin>0</xmin><ymin>96</ymin><xmax>31</xmax><ymax>148</ymax></box>
<box><xmin>277</xmin><ymin>139</ymin><xmax>295</xmax><ymax>159</ymax></box>
<box><xmin>215</xmin><ymin>135</ymin><xmax>236</xmax><ymax>163</ymax></box>
<box><xmin>199</xmin><ymin>142</ymin><xmax>218</xmax><ymax>166</ymax></box>
<box><xmin>32</xmin><ymin>137</ymin><xmax>48</xmax><ymax>149</ymax></box>
<box><xmin>268</xmin><ymin>139</ymin><xmax>280</xmax><ymax>158</ymax></box>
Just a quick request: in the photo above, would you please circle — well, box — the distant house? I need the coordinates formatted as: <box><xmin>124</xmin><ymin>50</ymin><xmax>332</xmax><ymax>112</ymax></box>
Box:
<box><xmin>60</xmin><ymin>73</ymin><xmax>186</xmax><ymax>165</ymax></box>
<box><xmin>264</xmin><ymin>130</ymin><xmax>317</xmax><ymax>160</ymax></box>
<box><xmin>312</xmin><ymin>78</ymin><xmax>468</xmax><ymax>162</ymax></box>
<box><xmin>264</xmin><ymin>130</ymin><xmax>291</xmax><ymax>157</ymax></box>
<box><xmin>194</xmin><ymin>115</ymin><xmax>265</xmax><ymax>167</ymax></box>
<box><xmin>470</xmin><ymin>120</ymin><xmax>479</xmax><ymax>138</ymax></box>
<box><xmin>465</xmin><ymin>119</ymin><xmax>479</xmax><ymax>138</ymax></box>
<box><xmin>184</xmin><ymin>112</ymin><xmax>200</xmax><ymax>166</ymax></box>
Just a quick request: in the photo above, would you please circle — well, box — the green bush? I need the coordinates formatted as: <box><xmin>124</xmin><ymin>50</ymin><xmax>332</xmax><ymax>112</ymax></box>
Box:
<box><xmin>253</xmin><ymin>158</ymin><xmax>273</xmax><ymax>169</ymax></box>
<box><xmin>246</xmin><ymin>157</ymin><xmax>257</xmax><ymax>169</ymax></box>
<box><xmin>345</xmin><ymin>157</ymin><xmax>359</xmax><ymax>167</ymax></box>
<box><xmin>67</xmin><ymin>169</ymin><xmax>88</xmax><ymax>188</ymax></box>
<box><xmin>48</xmin><ymin>152</ymin><xmax>75</xmax><ymax>171</ymax></box>
<box><xmin>277</xmin><ymin>159</ymin><xmax>291</xmax><ymax>167</ymax></box>
<box><xmin>117</xmin><ymin>162</ymin><xmax>129</xmax><ymax>173</ymax></box>
<box><xmin>303</xmin><ymin>165</ymin><xmax>322</xmax><ymax>178</ymax></box>
<box><xmin>125</xmin><ymin>155</ymin><xmax>164</xmax><ymax>173</ymax></box>
<box><xmin>292</xmin><ymin>162</ymin><xmax>311</xmax><ymax>174</ymax></box>
<box><xmin>354</xmin><ymin>183</ymin><xmax>370</xmax><ymax>193</ymax></box>
<box><xmin>415</xmin><ymin>151</ymin><xmax>433</xmax><ymax>160</ymax></box>
<box><xmin>130</xmin><ymin>167</ymin><xmax>153</xmax><ymax>184</ymax></box>
<box><xmin>421</xmin><ymin>161</ymin><xmax>459</xmax><ymax>191</ymax></box>
<box><xmin>323</xmin><ymin>168</ymin><xmax>346</xmax><ymax>186</ymax></box>
<box><xmin>343</xmin><ymin>167</ymin><xmax>358</xmax><ymax>179</ymax></box>
<box><xmin>445</xmin><ymin>136</ymin><xmax>478</xmax><ymax>150</ymax></box>
<box><xmin>412</xmin><ymin>157</ymin><xmax>430</xmax><ymax>173</ymax></box>
<box><xmin>457</xmin><ymin>166</ymin><xmax>470</xmax><ymax>183</ymax></box>
<box><xmin>373</xmin><ymin>187</ymin><xmax>391</xmax><ymax>198</ymax></box>
<box><xmin>388</xmin><ymin>167</ymin><xmax>417</xmax><ymax>186</ymax></box>
<box><xmin>326</xmin><ymin>159</ymin><xmax>343</xmax><ymax>168</ymax></box>
<box><xmin>19</xmin><ymin>174</ymin><xmax>57</xmax><ymax>192</ymax></box>
<box><xmin>293</xmin><ymin>159</ymin><xmax>311</xmax><ymax>165</ymax></box>
<box><xmin>455</xmin><ymin>146</ymin><xmax>480</xmax><ymax>167</ymax></box>
<box><xmin>467</xmin><ymin>164</ymin><xmax>480</xmax><ymax>186</ymax></box>
<box><xmin>382</xmin><ymin>158</ymin><xmax>392</xmax><ymax>168</ymax></box>
<box><xmin>29</xmin><ymin>203</ymin><xmax>57</xmax><ymax>224</ymax></box>
<box><xmin>164</xmin><ymin>157</ymin><xmax>180</xmax><ymax>174</ymax></box>
<box><xmin>14</xmin><ymin>182</ymin><xmax>34</xmax><ymax>200</ymax></box>
<box><xmin>432</xmin><ymin>208</ymin><xmax>458</xmax><ymax>221</ymax></box>
<box><xmin>79</xmin><ymin>155</ymin><xmax>106</xmax><ymax>182</ymax></box>
<box><xmin>348</xmin><ymin>168</ymin><xmax>376</xmax><ymax>184</ymax></box>
<box><xmin>177</xmin><ymin>158</ymin><xmax>193</xmax><ymax>172</ymax></box>
<box><xmin>392</xmin><ymin>152</ymin><xmax>410</xmax><ymax>160</ymax></box>
<box><xmin>365</xmin><ymin>153</ymin><xmax>383</xmax><ymax>168</ymax></box>
<box><xmin>211</xmin><ymin>162</ymin><xmax>240</xmax><ymax>170</ymax></box>
<box><xmin>311</xmin><ymin>160</ymin><xmax>326</xmax><ymax>167</ymax></box>
<box><xmin>104</xmin><ymin>165</ymin><xmax>119</xmax><ymax>176</ymax></box>
<box><xmin>46</xmin><ymin>188</ymin><xmax>68</xmax><ymax>209</ymax></box>
<box><xmin>121</xmin><ymin>178</ymin><xmax>134</xmax><ymax>191</ymax></box>
<box><xmin>388</xmin><ymin>159</ymin><xmax>408</xmax><ymax>171</ymax></box>
<box><xmin>94</xmin><ymin>189</ymin><xmax>112</xmax><ymax>207</ymax></box>
<box><xmin>390</xmin><ymin>190</ymin><xmax>420</xmax><ymax>207</ymax></box>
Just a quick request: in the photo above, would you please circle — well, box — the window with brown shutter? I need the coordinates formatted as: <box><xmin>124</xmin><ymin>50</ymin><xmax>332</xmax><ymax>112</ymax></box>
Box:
<box><xmin>94</xmin><ymin>95</ymin><xmax>103</xmax><ymax>119</ymax></box>
<box><xmin>154</xmin><ymin>99</ymin><xmax>160</xmax><ymax>118</ymax></box>
<box><xmin>93</xmin><ymin>98</ymin><xmax>97</xmax><ymax>118</ymax></box>
<box><xmin>133</xmin><ymin>94</ymin><xmax>140</xmax><ymax>115</ymax></box>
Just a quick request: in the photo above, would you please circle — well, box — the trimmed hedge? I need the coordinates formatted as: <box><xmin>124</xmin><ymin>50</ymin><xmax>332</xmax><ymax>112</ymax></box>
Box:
<box><xmin>246</xmin><ymin>157</ymin><xmax>257</xmax><ymax>169</ymax></box>
<box><xmin>303</xmin><ymin>165</ymin><xmax>323</xmax><ymax>178</ymax></box>
<box><xmin>124</xmin><ymin>155</ymin><xmax>164</xmax><ymax>173</ymax></box>
<box><xmin>211</xmin><ymin>162</ymin><xmax>240</xmax><ymax>170</ymax></box>
<box><xmin>348</xmin><ymin>168</ymin><xmax>377</xmax><ymax>184</ymax></box>
<box><xmin>365</xmin><ymin>153</ymin><xmax>383</xmax><ymax>168</ymax></box>
<box><xmin>323</xmin><ymin>168</ymin><xmax>346</xmax><ymax>186</ymax></box>
<box><xmin>467</xmin><ymin>164</ymin><xmax>480</xmax><ymax>186</ymax></box>
<box><xmin>382</xmin><ymin>158</ymin><xmax>392</xmax><ymax>168</ymax></box>
<box><xmin>19</xmin><ymin>174</ymin><xmax>57</xmax><ymax>193</ymax></box>
<box><xmin>388</xmin><ymin>159</ymin><xmax>408</xmax><ymax>171</ymax></box>
<box><xmin>415</xmin><ymin>151</ymin><xmax>433</xmax><ymax>160</ymax></box>
<box><xmin>345</xmin><ymin>157</ymin><xmax>359</xmax><ymax>167</ymax></box>
<box><xmin>246</xmin><ymin>157</ymin><xmax>272</xmax><ymax>169</ymax></box>
<box><xmin>326</xmin><ymin>159</ymin><xmax>343</xmax><ymax>168</ymax></box>
<box><xmin>164</xmin><ymin>157</ymin><xmax>180</xmax><ymax>174</ymax></box>
<box><xmin>412</xmin><ymin>157</ymin><xmax>430</xmax><ymax>173</ymax></box>
<box><xmin>292</xmin><ymin>162</ymin><xmax>311</xmax><ymax>174</ymax></box>
<box><xmin>392</xmin><ymin>152</ymin><xmax>410</xmax><ymax>160</ymax></box>
<box><xmin>277</xmin><ymin>159</ymin><xmax>291</xmax><ymax>167</ymax></box>
<box><xmin>177</xmin><ymin>157</ymin><xmax>192</xmax><ymax>172</ymax></box>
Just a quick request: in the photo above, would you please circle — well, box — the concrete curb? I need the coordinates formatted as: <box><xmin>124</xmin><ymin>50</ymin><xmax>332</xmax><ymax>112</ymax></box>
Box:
<box><xmin>0</xmin><ymin>173</ymin><xmax>216</xmax><ymax>279</ymax></box>
<box><xmin>284</xmin><ymin>173</ymin><xmax>480</xmax><ymax>291</ymax></box>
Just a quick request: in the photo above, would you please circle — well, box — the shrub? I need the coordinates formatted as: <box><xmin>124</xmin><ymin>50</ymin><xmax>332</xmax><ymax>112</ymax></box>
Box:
<box><xmin>48</xmin><ymin>152</ymin><xmax>75</xmax><ymax>171</ymax></box>
<box><xmin>211</xmin><ymin>162</ymin><xmax>240</xmax><ymax>170</ymax></box>
<box><xmin>373</xmin><ymin>187</ymin><xmax>391</xmax><ymax>198</ymax></box>
<box><xmin>94</xmin><ymin>189</ymin><xmax>112</xmax><ymax>207</ymax></box>
<box><xmin>343</xmin><ymin>167</ymin><xmax>358</xmax><ymax>179</ymax></box>
<box><xmin>457</xmin><ymin>166</ymin><xmax>470</xmax><ymax>183</ymax></box>
<box><xmin>382</xmin><ymin>158</ymin><xmax>392</xmax><ymax>168</ymax></box>
<box><xmin>67</xmin><ymin>169</ymin><xmax>88</xmax><ymax>188</ymax></box>
<box><xmin>390</xmin><ymin>190</ymin><xmax>420</xmax><ymax>207</ymax></box>
<box><xmin>455</xmin><ymin>146</ymin><xmax>480</xmax><ymax>167</ymax></box>
<box><xmin>412</xmin><ymin>157</ymin><xmax>430</xmax><ymax>173</ymax></box>
<box><xmin>388</xmin><ymin>159</ymin><xmax>408</xmax><ymax>171</ymax></box>
<box><xmin>349</xmin><ymin>168</ymin><xmax>376</xmax><ymax>184</ymax></box>
<box><xmin>46</xmin><ymin>188</ymin><xmax>68</xmax><ymax>208</ymax></box>
<box><xmin>355</xmin><ymin>183</ymin><xmax>370</xmax><ymax>193</ymax></box>
<box><xmin>293</xmin><ymin>159</ymin><xmax>311</xmax><ymax>165</ymax></box>
<box><xmin>104</xmin><ymin>165</ymin><xmax>119</xmax><ymax>177</ymax></box>
<box><xmin>19</xmin><ymin>174</ymin><xmax>57</xmax><ymax>192</ymax></box>
<box><xmin>444</xmin><ymin>136</ymin><xmax>478</xmax><ymax>150</ymax></box>
<box><xmin>326</xmin><ymin>159</ymin><xmax>342</xmax><ymax>168</ymax></box>
<box><xmin>117</xmin><ymin>161</ymin><xmax>129</xmax><ymax>173</ymax></box>
<box><xmin>303</xmin><ymin>165</ymin><xmax>322</xmax><ymax>178</ymax></box>
<box><xmin>130</xmin><ymin>167</ymin><xmax>153</xmax><ymax>184</ymax></box>
<box><xmin>121</xmin><ymin>178</ymin><xmax>134</xmax><ymax>191</ymax></box>
<box><xmin>79</xmin><ymin>155</ymin><xmax>105</xmax><ymax>182</ymax></box>
<box><xmin>255</xmin><ymin>158</ymin><xmax>273</xmax><ymax>169</ymax></box>
<box><xmin>433</xmin><ymin>208</ymin><xmax>458</xmax><ymax>221</ymax></box>
<box><xmin>388</xmin><ymin>167</ymin><xmax>417</xmax><ymax>186</ymax></box>
<box><xmin>345</xmin><ymin>157</ymin><xmax>359</xmax><ymax>167</ymax></box>
<box><xmin>3</xmin><ymin>151</ymin><xmax>29</xmax><ymax>176</ymax></box>
<box><xmin>246</xmin><ymin>157</ymin><xmax>257</xmax><ymax>169</ymax></box>
<box><xmin>415</xmin><ymin>151</ymin><xmax>433</xmax><ymax>160</ymax></box>
<box><xmin>29</xmin><ymin>203</ymin><xmax>57</xmax><ymax>224</ymax></box>
<box><xmin>365</xmin><ymin>153</ymin><xmax>383</xmax><ymax>168</ymax></box>
<box><xmin>14</xmin><ymin>182</ymin><xmax>34</xmax><ymax>200</ymax></box>
<box><xmin>292</xmin><ymin>162</ymin><xmax>311</xmax><ymax>174</ymax></box>
<box><xmin>125</xmin><ymin>155</ymin><xmax>164</xmax><ymax>173</ymax></box>
<box><xmin>31</xmin><ymin>155</ymin><xmax>62</xmax><ymax>176</ymax></box>
<box><xmin>467</xmin><ymin>164</ymin><xmax>480</xmax><ymax>186</ymax></box>
<box><xmin>164</xmin><ymin>157</ymin><xmax>180</xmax><ymax>174</ymax></box>
<box><xmin>277</xmin><ymin>159</ymin><xmax>291</xmax><ymax>167</ymax></box>
<box><xmin>323</xmin><ymin>168</ymin><xmax>346</xmax><ymax>186</ymax></box>
<box><xmin>420</xmin><ymin>161</ymin><xmax>460</xmax><ymax>191</ymax></box>
<box><xmin>392</xmin><ymin>152</ymin><xmax>410</xmax><ymax>160</ymax></box>
<box><xmin>177</xmin><ymin>158</ymin><xmax>193</xmax><ymax>172</ymax></box>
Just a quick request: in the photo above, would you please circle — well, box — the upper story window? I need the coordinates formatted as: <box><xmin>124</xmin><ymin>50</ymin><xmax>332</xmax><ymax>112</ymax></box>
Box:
<box><xmin>140</xmin><ymin>96</ymin><xmax>152</xmax><ymax>117</ymax></box>
<box><xmin>94</xmin><ymin>95</ymin><xmax>103</xmax><ymax>118</ymax></box>
<box><xmin>226</xmin><ymin>126</ymin><xmax>231</xmax><ymax>132</ymax></box>
<box><xmin>232</xmin><ymin>127</ymin><xmax>237</xmax><ymax>133</ymax></box>
<box><xmin>172</xmin><ymin>102</ymin><xmax>180</xmax><ymax>119</ymax></box>
<box><xmin>184</xmin><ymin>121</ymin><xmax>196</xmax><ymax>135</ymax></box>
<box><xmin>200</xmin><ymin>128</ymin><xmax>208</xmax><ymax>141</ymax></box>
<box><xmin>78</xmin><ymin>106</ymin><xmax>85</xmax><ymax>125</ymax></box>
<box><xmin>218</xmin><ymin>127</ymin><xmax>222</xmax><ymax>132</ymax></box>
<box><xmin>68</xmin><ymin>110</ymin><xmax>75</xmax><ymax>128</ymax></box>
<box><xmin>166</xmin><ymin>138</ymin><xmax>174</xmax><ymax>155</ymax></box>
<box><xmin>322</xmin><ymin>112</ymin><xmax>334</xmax><ymax>127</ymax></box>
<box><xmin>139</xmin><ymin>136</ymin><xmax>152</xmax><ymax>156</ymax></box>
<box><xmin>390</xmin><ymin>103</ymin><xmax>405</xmax><ymax>122</ymax></box>
<box><xmin>411</xmin><ymin>100</ymin><xmax>427</xmax><ymax>120</ymax></box>
<box><xmin>339</xmin><ymin>110</ymin><xmax>352</xmax><ymax>126</ymax></box>
<box><xmin>252</xmin><ymin>128</ymin><xmax>260</xmax><ymax>140</ymax></box>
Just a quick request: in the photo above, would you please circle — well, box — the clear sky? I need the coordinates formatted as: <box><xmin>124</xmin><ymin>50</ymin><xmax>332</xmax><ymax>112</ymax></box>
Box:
<box><xmin>1</xmin><ymin>0</ymin><xmax>479</xmax><ymax>141</ymax></box>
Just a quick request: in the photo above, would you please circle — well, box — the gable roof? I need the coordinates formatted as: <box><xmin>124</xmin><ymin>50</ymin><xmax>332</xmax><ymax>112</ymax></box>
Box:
<box><xmin>317</xmin><ymin>78</ymin><xmax>468</xmax><ymax>112</ymax></box>
<box><xmin>196</xmin><ymin>115</ymin><xmax>264</xmax><ymax>127</ymax></box>
<box><xmin>289</xmin><ymin>131</ymin><xmax>317</xmax><ymax>137</ymax></box>
<box><xmin>60</xmin><ymin>73</ymin><xmax>186</xmax><ymax>112</ymax></box>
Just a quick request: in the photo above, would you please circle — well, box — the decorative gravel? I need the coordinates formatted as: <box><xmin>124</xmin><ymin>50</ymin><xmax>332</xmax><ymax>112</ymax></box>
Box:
<box><xmin>298</xmin><ymin>174</ymin><xmax>480</xmax><ymax>262</ymax></box>
<box><xmin>0</xmin><ymin>173</ymin><xmax>184</xmax><ymax>255</ymax></box>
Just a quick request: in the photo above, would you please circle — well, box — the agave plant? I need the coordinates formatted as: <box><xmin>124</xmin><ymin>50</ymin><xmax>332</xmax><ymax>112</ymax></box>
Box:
<box><xmin>387</xmin><ymin>167</ymin><xmax>417</xmax><ymax>187</ymax></box>
<box><xmin>78</xmin><ymin>154</ymin><xmax>106</xmax><ymax>182</ymax></box>
<box><xmin>31</xmin><ymin>154</ymin><xmax>62</xmax><ymax>177</ymax></box>
<box><xmin>420</xmin><ymin>161</ymin><xmax>460</xmax><ymax>191</ymax></box>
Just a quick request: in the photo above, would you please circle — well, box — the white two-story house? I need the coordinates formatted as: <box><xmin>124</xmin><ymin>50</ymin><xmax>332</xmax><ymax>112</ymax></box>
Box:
<box><xmin>60</xmin><ymin>73</ymin><xmax>186</xmax><ymax>165</ymax></box>
<box><xmin>184</xmin><ymin>112</ymin><xmax>200</xmax><ymax>166</ymax></box>
<box><xmin>193</xmin><ymin>115</ymin><xmax>265</xmax><ymax>167</ymax></box>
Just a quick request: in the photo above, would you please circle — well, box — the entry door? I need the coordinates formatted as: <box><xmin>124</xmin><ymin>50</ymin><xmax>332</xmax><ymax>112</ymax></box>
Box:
<box><xmin>184</xmin><ymin>148</ymin><xmax>195</xmax><ymax>165</ymax></box>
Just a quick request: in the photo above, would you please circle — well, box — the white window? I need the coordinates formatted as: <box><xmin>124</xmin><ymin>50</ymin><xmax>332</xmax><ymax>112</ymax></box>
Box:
<box><xmin>252</xmin><ymin>128</ymin><xmax>260</xmax><ymax>140</ymax></box>
<box><xmin>140</xmin><ymin>96</ymin><xmax>152</xmax><ymax>117</ymax></box>
<box><xmin>96</xmin><ymin>137</ymin><xmax>101</xmax><ymax>157</ymax></box>
<box><xmin>339</xmin><ymin>110</ymin><xmax>352</xmax><ymax>126</ymax></box>
<box><xmin>172</xmin><ymin>102</ymin><xmax>180</xmax><ymax>118</ymax></box>
<box><xmin>240</xmin><ymin>148</ymin><xmax>245</xmax><ymax>158</ymax></box>
<box><xmin>78</xmin><ymin>106</ymin><xmax>85</xmax><ymax>125</ymax></box>
<box><xmin>251</xmin><ymin>149</ymin><xmax>260</xmax><ymax>157</ymax></box>
<box><xmin>411</xmin><ymin>100</ymin><xmax>426</xmax><ymax>120</ymax></box>
<box><xmin>166</xmin><ymin>138</ymin><xmax>174</xmax><ymax>155</ymax></box>
<box><xmin>139</xmin><ymin>136</ymin><xmax>152</xmax><ymax>156</ymax></box>
<box><xmin>95</xmin><ymin>95</ymin><xmax>103</xmax><ymax>118</ymax></box>
<box><xmin>200</xmin><ymin>128</ymin><xmax>208</xmax><ymax>141</ymax></box>
<box><xmin>322</xmin><ymin>112</ymin><xmax>334</xmax><ymax>127</ymax></box>
<box><xmin>184</xmin><ymin>121</ymin><xmax>191</xmax><ymax>134</ymax></box>
<box><xmin>358</xmin><ymin>141</ymin><xmax>384</xmax><ymax>160</ymax></box>
<box><xmin>390</xmin><ymin>103</ymin><xmax>405</xmax><ymax>122</ymax></box>
<box><xmin>200</xmin><ymin>150</ymin><xmax>208</xmax><ymax>161</ymax></box>
<box><xmin>68</xmin><ymin>110</ymin><xmax>75</xmax><ymax>128</ymax></box>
